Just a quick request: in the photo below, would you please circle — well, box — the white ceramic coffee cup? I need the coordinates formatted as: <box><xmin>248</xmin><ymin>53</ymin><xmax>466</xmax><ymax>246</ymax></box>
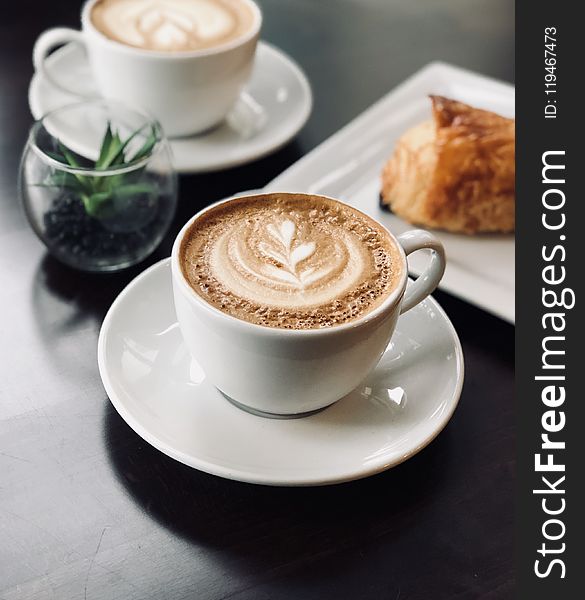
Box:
<box><xmin>33</xmin><ymin>0</ymin><xmax>262</xmax><ymax>137</ymax></box>
<box><xmin>171</xmin><ymin>193</ymin><xmax>447</xmax><ymax>417</ymax></box>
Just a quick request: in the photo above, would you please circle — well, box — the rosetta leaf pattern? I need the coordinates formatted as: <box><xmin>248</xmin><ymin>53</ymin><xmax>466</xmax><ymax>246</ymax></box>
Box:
<box><xmin>261</xmin><ymin>219</ymin><xmax>318</xmax><ymax>286</ymax></box>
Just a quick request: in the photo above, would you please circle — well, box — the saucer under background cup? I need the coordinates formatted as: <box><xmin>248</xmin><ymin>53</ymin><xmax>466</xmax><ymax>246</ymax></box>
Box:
<box><xmin>98</xmin><ymin>259</ymin><xmax>464</xmax><ymax>486</ymax></box>
<box><xmin>29</xmin><ymin>41</ymin><xmax>312</xmax><ymax>173</ymax></box>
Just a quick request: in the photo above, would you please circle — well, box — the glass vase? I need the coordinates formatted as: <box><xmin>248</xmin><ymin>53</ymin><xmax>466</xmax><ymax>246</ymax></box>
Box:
<box><xmin>20</xmin><ymin>100</ymin><xmax>178</xmax><ymax>272</ymax></box>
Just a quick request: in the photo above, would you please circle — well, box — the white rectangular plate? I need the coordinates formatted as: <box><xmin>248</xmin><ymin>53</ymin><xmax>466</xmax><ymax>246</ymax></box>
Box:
<box><xmin>265</xmin><ymin>62</ymin><xmax>515</xmax><ymax>323</ymax></box>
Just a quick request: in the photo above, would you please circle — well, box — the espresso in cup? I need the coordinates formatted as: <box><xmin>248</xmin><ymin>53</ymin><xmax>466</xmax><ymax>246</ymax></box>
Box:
<box><xmin>91</xmin><ymin>0</ymin><xmax>256</xmax><ymax>53</ymax></box>
<box><xmin>179</xmin><ymin>193</ymin><xmax>403</xmax><ymax>329</ymax></box>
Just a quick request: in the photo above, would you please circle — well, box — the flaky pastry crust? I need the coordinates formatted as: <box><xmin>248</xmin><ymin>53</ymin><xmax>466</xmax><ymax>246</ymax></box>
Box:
<box><xmin>381</xmin><ymin>95</ymin><xmax>515</xmax><ymax>234</ymax></box>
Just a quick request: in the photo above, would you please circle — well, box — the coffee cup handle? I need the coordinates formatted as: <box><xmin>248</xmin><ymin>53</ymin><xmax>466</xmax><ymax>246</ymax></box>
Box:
<box><xmin>397</xmin><ymin>229</ymin><xmax>446</xmax><ymax>314</ymax></box>
<box><xmin>33</xmin><ymin>28</ymin><xmax>90</xmax><ymax>97</ymax></box>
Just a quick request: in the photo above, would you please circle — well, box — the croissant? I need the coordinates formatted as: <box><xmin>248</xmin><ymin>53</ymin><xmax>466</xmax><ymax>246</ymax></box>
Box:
<box><xmin>380</xmin><ymin>95</ymin><xmax>515</xmax><ymax>234</ymax></box>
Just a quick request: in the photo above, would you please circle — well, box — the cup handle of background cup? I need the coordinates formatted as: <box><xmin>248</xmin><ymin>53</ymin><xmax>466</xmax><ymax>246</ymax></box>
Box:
<box><xmin>397</xmin><ymin>229</ymin><xmax>446</xmax><ymax>314</ymax></box>
<box><xmin>33</xmin><ymin>28</ymin><xmax>90</xmax><ymax>97</ymax></box>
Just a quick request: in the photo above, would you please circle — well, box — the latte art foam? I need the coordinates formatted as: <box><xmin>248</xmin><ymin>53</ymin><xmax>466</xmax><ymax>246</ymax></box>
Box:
<box><xmin>91</xmin><ymin>0</ymin><xmax>255</xmax><ymax>52</ymax></box>
<box><xmin>180</xmin><ymin>194</ymin><xmax>402</xmax><ymax>329</ymax></box>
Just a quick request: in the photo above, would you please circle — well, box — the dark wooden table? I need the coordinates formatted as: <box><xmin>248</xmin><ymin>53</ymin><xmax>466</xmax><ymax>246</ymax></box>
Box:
<box><xmin>0</xmin><ymin>1</ymin><xmax>514</xmax><ymax>598</ymax></box>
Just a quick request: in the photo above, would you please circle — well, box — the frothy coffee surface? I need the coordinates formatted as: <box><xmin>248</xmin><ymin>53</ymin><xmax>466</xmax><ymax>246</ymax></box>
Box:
<box><xmin>91</xmin><ymin>0</ymin><xmax>255</xmax><ymax>52</ymax></box>
<box><xmin>180</xmin><ymin>194</ymin><xmax>402</xmax><ymax>329</ymax></box>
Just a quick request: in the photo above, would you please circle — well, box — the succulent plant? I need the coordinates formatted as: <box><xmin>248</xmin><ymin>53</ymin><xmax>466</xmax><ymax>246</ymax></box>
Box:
<box><xmin>41</xmin><ymin>122</ymin><xmax>158</xmax><ymax>219</ymax></box>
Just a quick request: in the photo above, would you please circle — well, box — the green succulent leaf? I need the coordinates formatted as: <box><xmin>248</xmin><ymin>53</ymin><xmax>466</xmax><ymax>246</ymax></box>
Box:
<box><xmin>113</xmin><ymin>125</ymin><xmax>150</xmax><ymax>165</ymax></box>
<box><xmin>56</xmin><ymin>141</ymin><xmax>91</xmax><ymax>191</ymax></box>
<box><xmin>95</xmin><ymin>125</ymin><xmax>126</xmax><ymax>170</ymax></box>
<box><xmin>95</xmin><ymin>123</ymin><xmax>115</xmax><ymax>168</ymax></box>
<box><xmin>35</xmin><ymin>170</ymin><xmax>80</xmax><ymax>190</ymax></box>
<box><xmin>45</xmin><ymin>150</ymin><xmax>66</xmax><ymax>163</ymax></box>
<box><xmin>57</xmin><ymin>141</ymin><xmax>83</xmax><ymax>167</ymax></box>
<box><xmin>129</xmin><ymin>126</ymin><xmax>157</xmax><ymax>163</ymax></box>
<box><xmin>114</xmin><ymin>182</ymin><xmax>156</xmax><ymax>198</ymax></box>
<box><xmin>80</xmin><ymin>191</ymin><xmax>109</xmax><ymax>217</ymax></box>
<box><xmin>37</xmin><ymin>122</ymin><xmax>159</xmax><ymax>221</ymax></box>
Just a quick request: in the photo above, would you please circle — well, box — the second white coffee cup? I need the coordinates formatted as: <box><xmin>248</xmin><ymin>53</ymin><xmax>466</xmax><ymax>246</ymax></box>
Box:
<box><xmin>33</xmin><ymin>0</ymin><xmax>262</xmax><ymax>137</ymax></box>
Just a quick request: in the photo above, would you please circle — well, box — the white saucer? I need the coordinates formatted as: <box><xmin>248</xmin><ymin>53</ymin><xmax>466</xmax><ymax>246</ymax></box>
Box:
<box><xmin>29</xmin><ymin>41</ymin><xmax>312</xmax><ymax>173</ymax></box>
<box><xmin>98</xmin><ymin>259</ymin><xmax>464</xmax><ymax>486</ymax></box>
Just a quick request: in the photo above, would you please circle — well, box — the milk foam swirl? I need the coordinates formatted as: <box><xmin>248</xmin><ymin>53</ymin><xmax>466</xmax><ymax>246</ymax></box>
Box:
<box><xmin>91</xmin><ymin>0</ymin><xmax>254</xmax><ymax>52</ymax></box>
<box><xmin>211</xmin><ymin>217</ymin><xmax>368</xmax><ymax>308</ymax></box>
<box><xmin>180</xmin><ymin>194</ymin><xmax>399</xmax><ymax>329</ymax></box>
